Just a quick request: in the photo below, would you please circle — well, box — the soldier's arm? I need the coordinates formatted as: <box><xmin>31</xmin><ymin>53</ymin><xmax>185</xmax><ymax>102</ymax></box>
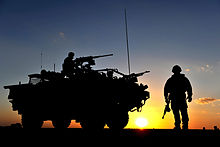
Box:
<box><xmin>185</xmin><ymin>77</ymin><xmax>192</xmax><ymax>102</ymax></box>
<box><xmin>164</xmin><ymin>79</ymin><xmax>170</xmax><ymax>103</ymax></box>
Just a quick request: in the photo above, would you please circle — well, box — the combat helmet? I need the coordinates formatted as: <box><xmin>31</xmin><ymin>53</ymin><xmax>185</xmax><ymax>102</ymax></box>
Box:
<box><xmin>172</xmin><ymin>65</ymin><xmax>182</xmax><ymax>73</ymax></box>
<box><xmin>68</xmin><ymin>52</ymin><xmax>75</xmax><ymax>58</ymax></box>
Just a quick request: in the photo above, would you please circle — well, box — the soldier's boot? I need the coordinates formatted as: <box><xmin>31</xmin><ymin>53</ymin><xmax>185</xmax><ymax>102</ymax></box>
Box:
<box><xmin>182</xmin><ymin>111</ymin><xmax>189</xmax><ymax>130</ymax></box>
<box><xmin>173</xmin><ymin>125</ymin><xmax>181</xmax><ymax>130</ymax></box>
<box><xmin>182</xmin><ymin>125</ymin><xmax>188</xmax><ymax>130</ymax></box>
<box><xmin>182</xmin><ymin>121</ymin><xmax>188</xmax><ymax>130</ymax></box>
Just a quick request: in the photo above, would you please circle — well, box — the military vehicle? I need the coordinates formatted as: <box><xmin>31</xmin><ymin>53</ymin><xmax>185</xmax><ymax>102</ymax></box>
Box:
<box><xmin>4</xmin><ymin>53</ymin><xmax>150</xmax><ymax>129</ymax></box>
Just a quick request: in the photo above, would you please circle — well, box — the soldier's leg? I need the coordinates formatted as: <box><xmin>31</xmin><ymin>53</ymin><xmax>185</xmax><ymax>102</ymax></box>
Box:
<box><xmin>180</xmin><ymin>107</ymin><xmax>189</xmax><ymax>130</ymax></box>
<box><xmin>172</xmin><ymin>108</ymin><xmax>181</xmax><ymax>129</ymax></box>
<box><xmin>171</xmin><ymin>100</ymin><xmax>181</xmax><ymax>129</ymax></box>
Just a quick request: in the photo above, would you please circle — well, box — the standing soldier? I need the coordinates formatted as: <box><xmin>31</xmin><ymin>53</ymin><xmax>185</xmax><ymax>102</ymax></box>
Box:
<box><xmin>164</xmin><ymin>65</ymin><xmax>192</xmax><ymax>130</ymax></box>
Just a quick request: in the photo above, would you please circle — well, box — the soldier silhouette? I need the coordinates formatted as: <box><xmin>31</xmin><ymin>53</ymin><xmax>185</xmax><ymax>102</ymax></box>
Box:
<box><xmin>62</xmin><ymin>52</ymin><xmax>77</xmax><ymax>77</ymax></box>
<box><xmin>164</xmin><ymin>65</ymin><xmax>192</xmax><ymax>130</ymax></box>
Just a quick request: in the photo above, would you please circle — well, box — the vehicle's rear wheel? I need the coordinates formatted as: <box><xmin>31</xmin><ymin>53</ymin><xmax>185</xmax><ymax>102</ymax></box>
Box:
<box><xmin>106</xmin><ymin>112</ymin><xmax>129</xmax><ymax>130</ymax></box>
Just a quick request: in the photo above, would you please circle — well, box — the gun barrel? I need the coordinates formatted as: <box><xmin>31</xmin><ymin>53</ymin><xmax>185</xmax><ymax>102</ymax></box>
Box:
<box><xmin>93</xmin><ymin>54</ymin><xmax>113</xmax><ymax>59</ymax></box>
<box><xmin>140</xmin><ymin>70</ymin><xmax>150</xmax><ymax>75</ymax></box>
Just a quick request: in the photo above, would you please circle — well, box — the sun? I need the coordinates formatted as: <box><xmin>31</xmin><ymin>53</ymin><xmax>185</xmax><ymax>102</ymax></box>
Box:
<box><xmin>135</xmin><ymin>117</ymin><xmax>148</xmax><ymax>128</ymax></box>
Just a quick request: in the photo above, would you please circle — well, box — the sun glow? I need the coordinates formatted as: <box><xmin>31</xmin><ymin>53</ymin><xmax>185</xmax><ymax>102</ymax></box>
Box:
<box><xmin>135</xmin><ymin>117</ymin><xmax>148</xmax><ymax>128</ymax></box>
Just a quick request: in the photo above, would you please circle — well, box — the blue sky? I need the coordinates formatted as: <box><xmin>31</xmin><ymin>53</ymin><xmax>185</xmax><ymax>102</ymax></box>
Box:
<box><xmin>0</xmin><ymin>0</ymin><xmax>220</xmax><ymax>128</ymax></box>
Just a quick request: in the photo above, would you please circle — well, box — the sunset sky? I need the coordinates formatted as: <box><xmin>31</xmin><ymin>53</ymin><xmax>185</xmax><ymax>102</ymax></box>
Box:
<box><xmin>0</xmin><ymin>0</ymin><xmax>220</xmax><ymax>129</ymax></box>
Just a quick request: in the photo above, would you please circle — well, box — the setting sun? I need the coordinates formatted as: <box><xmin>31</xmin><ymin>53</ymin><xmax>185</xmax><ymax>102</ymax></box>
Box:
<box><xmin>135</xmin><ymin>117</ymin><xmax>148</xmax><ymax>128</ymax></box>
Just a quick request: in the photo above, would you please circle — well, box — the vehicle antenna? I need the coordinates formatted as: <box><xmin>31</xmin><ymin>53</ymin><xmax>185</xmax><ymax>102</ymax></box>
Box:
<box><xmin>40</xmin><ymin>50</ymin><xmax>43</xmax><ymax>70</ymax></box>
<box><xmin>124</xmin><ymin>8</ymin><xmax>131</xmax><ymax>75</ymax></box>
<box><xmin>54</xmin><ymin>64</ymin><xmax>56</xmax><ymax>72</ymax></box>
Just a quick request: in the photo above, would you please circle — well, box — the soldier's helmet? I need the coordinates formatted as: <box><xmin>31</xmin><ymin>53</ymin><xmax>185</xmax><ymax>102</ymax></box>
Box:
<box><xmin>68</xmin><ymin>52</ymin><xmax>75</xmax><ymax>58</ymax></box>
<box><xmin>107</xmin><ymin>70</ymin><xmax>113</xmax><ymax>78</ymax></box>
<box><xmin>172</xmin><ymin>65</ymin><xmax>182</xmax><ymax>73</ymax></box>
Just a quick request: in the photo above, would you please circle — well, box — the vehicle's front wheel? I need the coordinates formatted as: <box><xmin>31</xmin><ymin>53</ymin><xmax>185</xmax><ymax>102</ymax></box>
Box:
<box><xmin>22</xmin><ymin>114</ymin><xmax>43</xmax><ymax>128</ymax></box>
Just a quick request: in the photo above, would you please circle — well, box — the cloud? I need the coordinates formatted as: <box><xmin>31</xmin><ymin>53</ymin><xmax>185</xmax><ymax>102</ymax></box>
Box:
<box><xmin>194</xmin><ymin>97</ymin><xmax>220</xmax><ymax>105</ymax></box>
<box><xmin>185</xmin><ymin>68</ymin><xmax>190</xmax><ymax>72</ymax></box>
<box><xmin>199</xmin><ymin>64</ymin><xmax>214</xmax><ymax>73</ymax></box>
<box><xmin>53</xmin><ymin>32</ymin><xmax>66</xmax><ymax>43</ymax></box>
<box><xmin>59</xmin><ymin>32</ymin><xmax>65</xmax><ymax>40</ymax></box>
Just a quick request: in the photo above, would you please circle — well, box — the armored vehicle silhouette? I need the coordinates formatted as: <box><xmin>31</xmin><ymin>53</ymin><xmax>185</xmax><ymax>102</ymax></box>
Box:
<box><xmin>4</xmin><ymin>54</ymin><xmax>150</xmax><ymax>129</ymax></box>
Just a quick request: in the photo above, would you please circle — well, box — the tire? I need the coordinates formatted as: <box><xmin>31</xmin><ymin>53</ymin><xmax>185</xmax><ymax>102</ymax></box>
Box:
<box><xmin>107</xmin><ymin>112</ymin><xmax>129</xmax><ymax>130</ymax></box>
<box><xmin>52</xmin><ymin>119</ymin><xmax>71</xmax><ymax>128</ymax></box>
<box><xmin>80</xmin><ymin>119</ymin><xmax>105</xmax><ymax>130</ymax></box>
<box><xmin>22</xmin><ymin>114</ymin><xmax>43</xmax><ymax>128</ymax></box>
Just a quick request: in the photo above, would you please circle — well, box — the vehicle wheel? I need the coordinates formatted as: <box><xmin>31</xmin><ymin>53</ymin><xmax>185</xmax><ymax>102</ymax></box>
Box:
<box><xmin>80</xmin><ymin>119</ymin><xmax>105</xmax><ymax>130</ymax></box>
<box><xmin>107</xmin><ymin>112</ymin><xmax>129</xmax><ymax>130</ymax></box>
<box><xmin>22</xmin><ymin>114</ymin><xmax>43</xmax><ymax>128</ymax></box>
<box><xmin>52</xmin><ymin>119</ymin><xmax>71</xmax><ymax>128</ymax></box>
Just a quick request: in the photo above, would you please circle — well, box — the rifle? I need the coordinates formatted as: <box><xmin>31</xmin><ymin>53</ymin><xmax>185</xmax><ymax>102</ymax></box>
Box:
<box><xmin>162</xmin><ymin>99</ymin><xmax>171</xmax><ymax>119</ymax></box>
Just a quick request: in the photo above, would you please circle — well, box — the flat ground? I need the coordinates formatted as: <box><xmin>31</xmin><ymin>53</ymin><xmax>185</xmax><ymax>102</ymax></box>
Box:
<box><xmin>1</xmin><ymin>128</ymin><xmax>219</xmax><ymax>145</ymax></box>
<box><xmin>1</xmin><ymin>128</ymin><xmax>219</xmax><ymax>137</ymax></box>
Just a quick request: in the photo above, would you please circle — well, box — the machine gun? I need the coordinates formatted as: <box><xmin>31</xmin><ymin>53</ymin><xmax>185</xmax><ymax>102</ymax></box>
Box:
<box><xmin>96</xmin><ymin>68</ymin><xmax>149</xmax><ymax>77</ymax></box>
<box><xmin>96</xmin><ymin>68</ymin><xmax>125</xmax><ymax>76</ymax></box>
<box><xmin>96</xmin><ymin>68</ymin><xmax>150</xmax><ymax>83</ymax></box>
<box><xmin>121</xmin><ymin>70</ymin><xmax>150</xmax><ymax>82</ymax></box>
<box><xmin>74</xmin><ymin>54</ymin><xmax>113</xmax><ymax>69</ymax></box>
<box><xmin>125</xmin><ymin>71</ymin><xmax>150</xmax><ymax>78</ymax></box>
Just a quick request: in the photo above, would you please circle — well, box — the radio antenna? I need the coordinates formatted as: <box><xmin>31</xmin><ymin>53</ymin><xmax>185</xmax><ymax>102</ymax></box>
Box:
<box><xmin>54</xmin><ymin>64</ymin><xmax>56</xmax><ymax>72</ymax></box>
<box><xmin>124</xmin><ymin>8</ymin><xmax>131</xmax><ymax>75</ymax></box>
<box><xmin>40</xmin><ymin>50</ymin><xmax>43</xmax><ymax>70</ymax></box>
